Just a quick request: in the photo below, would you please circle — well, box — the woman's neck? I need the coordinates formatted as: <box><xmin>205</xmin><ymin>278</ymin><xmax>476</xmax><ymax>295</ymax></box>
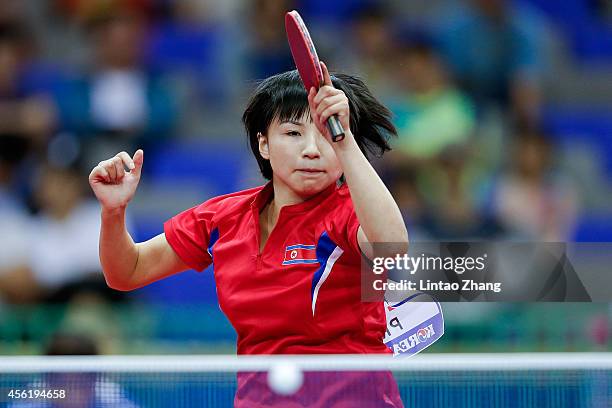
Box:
<box><xmin>262</xmin><ymin>177</ymin><xmax>301</xmax><ymax>227</ymax></box>
<box><xmin>259</xmin><ymin>177</ymin><xmax>304</xmax><ymax>252</ymax></box>
<box><xmin>270</xmin><ymin>176</ymin><xmax>305</xmax><ymax>208</ymax></box>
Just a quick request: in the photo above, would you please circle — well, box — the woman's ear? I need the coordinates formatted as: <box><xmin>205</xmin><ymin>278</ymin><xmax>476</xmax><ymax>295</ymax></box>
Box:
<box><xmin>258</xmin><ymin>132</ymin><xmax>270</xmax><ymax>160</ymax></box>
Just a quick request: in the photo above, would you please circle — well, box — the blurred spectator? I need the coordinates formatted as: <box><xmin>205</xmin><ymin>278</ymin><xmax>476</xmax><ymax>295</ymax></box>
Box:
<box><xmin>388</xmin><ymin>165</ymin><xmax>429</xmax><ymax>240</ymax></box>
<box><xmin>417</xmin><ymin>150</ymin><xmax>506</xmax><ymax>240</ymax></box>
<box><xmin>9</xmin><ymin>332</ymin><xmax>139</xmax><ymax>408</ymax></box>
<box><xmin>384</xmin><ymin>31</ymin><xmax>484</xmax><ymax>241</ymax></box>
<box><xmin>0</xmin><ymin>158</ymin><xmax>34</xmax><ymax>303</ymax></box>
<box><xmin>0</xmin><ymin>22</ymin><xmax>56</xmax><ymax>171</ymax></box>
<box><xmin>244</xmin><ymin>0</ymin><xmax>295</xmax><ymax>79</ymax></box>
<box><xmin>346</xmin><ymin>3</ymin><xmax>397</xmax><ymax>98</ymax></box>
<box><xmin>389</xmin><ymin>32</ymin><xmax>476</xmax><ymax>161</ymax></box>
<box><xmin>54</xmin><ymin>0</ymin><xmax>154</xmax><ymax>25</ymax></box>
<box><xmin>433</xmin><ymin>0</ymin><xmax>547</xmax><ymax>126</ymax></box>
<box><xmin>3</xmin><ymin>156</ymin><xmax>123</xmax><ymax>305</ymax></box>
<box><xmin>57</xmin><ymin>9</ymin><xmax>177</xmax><ymax>166</ymax></box>
<box><xmin>0</xmin><ymin>21</ymin><xmax>56</xmax><ymax>304</ymax></box>
<box><xmin>493</xmin><ymin>128</ymin><xmax>579</xmax><ymax>241</ymax></box>
<box><xmin>167</xmin><ymin>0</ymin><xmax>240</xmax><ymax>25</ymax></box>
<box><xmin>144</xmin><ymin>0</ymin><xmax>240</xmax><ymax>125</ymax></box>
<box><xmin>26</xmin><ymin>160</ymin><xmax>114</xmax><ymax>301</ymax></box>
<box><xmin>0</xmin><ymin>1</ymin><xmax>26</xmax><ymax>26</ymax></box>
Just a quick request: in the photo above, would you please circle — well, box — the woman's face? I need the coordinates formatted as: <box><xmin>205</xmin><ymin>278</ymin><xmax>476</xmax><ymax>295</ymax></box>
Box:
<box><xmin>259</xmin><ymin>112</ymin><xmax>343</xmax><ymax>198</ymax></box>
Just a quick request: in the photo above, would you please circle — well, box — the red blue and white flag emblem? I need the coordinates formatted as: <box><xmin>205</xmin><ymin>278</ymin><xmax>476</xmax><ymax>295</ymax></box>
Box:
<box><xmin>283</xmin><ymin>244</ymin><xmax>319</xmax><ymax>265</ymax></box>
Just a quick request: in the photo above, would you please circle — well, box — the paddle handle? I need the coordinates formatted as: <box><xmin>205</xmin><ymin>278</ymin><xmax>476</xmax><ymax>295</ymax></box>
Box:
<box><xmin>327</xmin><ymin>115</ymin><xmax>345</xmax><ymax>142</ymax></box>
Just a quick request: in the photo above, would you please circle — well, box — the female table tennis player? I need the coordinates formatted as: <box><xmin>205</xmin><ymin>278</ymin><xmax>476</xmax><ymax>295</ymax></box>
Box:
<box><xmin>89</xmin><ymin>63</ymin><xmax>407</xmax><ymax>407</ymax></box>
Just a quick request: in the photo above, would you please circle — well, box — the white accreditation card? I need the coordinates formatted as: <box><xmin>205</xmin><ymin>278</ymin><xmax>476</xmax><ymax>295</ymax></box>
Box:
<box><xmin>383</xmin><ymin>291</ymin><xmax>444</xmax><ymax>357</ymax></box>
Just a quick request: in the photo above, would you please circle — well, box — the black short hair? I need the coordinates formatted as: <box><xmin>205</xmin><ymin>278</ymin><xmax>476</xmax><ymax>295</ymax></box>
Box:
<box><xmin>242</xmin><ymin>70</ymin><xmax>396</xmax><ymax>180</ymax></box>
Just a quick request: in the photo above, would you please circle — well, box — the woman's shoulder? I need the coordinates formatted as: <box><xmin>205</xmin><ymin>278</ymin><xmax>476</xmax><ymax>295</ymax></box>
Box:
<box><xmin>316</xmin><ymin>182</ymin><xmax>356</xmax><ymax>221</ymax></box>
<box><xmin>331</xmin><ymin>182</ymin><xmax>354</xmax><ymax>206</ymax></box>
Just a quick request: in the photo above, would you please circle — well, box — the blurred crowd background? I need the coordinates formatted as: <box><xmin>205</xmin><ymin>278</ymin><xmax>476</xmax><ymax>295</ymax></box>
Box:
<box><xmin>0</xmin><ymin>0</ymin><xmax>611</xmax><ymax>355</ymax></box>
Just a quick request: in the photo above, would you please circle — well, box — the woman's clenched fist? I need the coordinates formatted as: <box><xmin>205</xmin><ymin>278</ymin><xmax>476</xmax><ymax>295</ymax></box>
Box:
<box><xmin>89</xmin><ymin>149</ymin><xmax>143</xmax><ymax>212</ymax></box>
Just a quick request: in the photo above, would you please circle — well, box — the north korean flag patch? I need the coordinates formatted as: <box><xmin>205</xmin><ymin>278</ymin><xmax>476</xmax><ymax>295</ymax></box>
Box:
<box><xmin>283</xmin><ymin>244</ymin><xmax>319</xmax><ymax>265</ymax></box>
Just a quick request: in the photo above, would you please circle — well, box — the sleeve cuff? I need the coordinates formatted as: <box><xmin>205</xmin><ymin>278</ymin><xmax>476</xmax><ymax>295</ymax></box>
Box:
<box><xmin>164</xmin><ymin>218</ymin><xmax>210</xmax><ymax>272</ymax></box>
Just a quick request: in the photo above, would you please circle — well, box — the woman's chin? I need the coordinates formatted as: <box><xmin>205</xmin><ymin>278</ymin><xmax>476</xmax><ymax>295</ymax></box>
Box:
<box><xmin>292</xmin><ymin>179</ymin><xmax>333</xmax><ymax>197</ymax></box>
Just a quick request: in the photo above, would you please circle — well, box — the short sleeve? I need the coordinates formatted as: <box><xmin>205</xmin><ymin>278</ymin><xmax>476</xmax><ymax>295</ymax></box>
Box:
<box><xmin>326</xmin><ymin>194</ymin><xmax>361</xmax><ymax>257</ymax></box>
<box><xmin>164</xmin><ymin>197</ymin><xmax>221</xmax><ymax>272</ymax></box>
<box><xmin>344</xmin><ymin>209</ymin><xmax>361</xmax><ymax>256</ymax></box>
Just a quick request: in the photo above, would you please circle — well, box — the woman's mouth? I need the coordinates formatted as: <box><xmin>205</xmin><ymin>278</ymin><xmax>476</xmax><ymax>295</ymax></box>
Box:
<box><xmin>296</xmin><ymin>169</ymin><xmax>325</xmax><ymax>174</ymax></box>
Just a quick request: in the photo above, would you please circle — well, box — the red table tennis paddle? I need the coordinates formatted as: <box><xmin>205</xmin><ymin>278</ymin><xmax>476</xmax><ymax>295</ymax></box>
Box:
<box><xmin>285</xmin><ymin>10</ymin><xmax>345</xmax><ymax>142</ymax></box>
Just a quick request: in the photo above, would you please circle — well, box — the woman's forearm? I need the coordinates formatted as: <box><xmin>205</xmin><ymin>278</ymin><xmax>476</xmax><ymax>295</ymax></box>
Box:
<box><xmin>334</xmin><ymin>133</ymin><xmax>408</xmax><ymax>244</ymax></box>
<box><xmin>99</xmin><ymin>207</ymin><xmax>139</xmax><ymax>290</ymax></box>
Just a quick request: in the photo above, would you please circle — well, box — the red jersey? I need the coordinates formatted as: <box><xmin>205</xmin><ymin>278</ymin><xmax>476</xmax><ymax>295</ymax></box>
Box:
<box><xmin>164</xmin><ymin>181</ymin><xmax>403</xmax><ymax>407</ymax></box>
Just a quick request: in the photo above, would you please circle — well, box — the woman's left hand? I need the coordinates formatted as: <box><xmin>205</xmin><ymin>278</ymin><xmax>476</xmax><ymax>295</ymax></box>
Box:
<box><xmin>307</xmin><ymin>61</ymin><xmax>351</xmax><ymax>144</ymax></box>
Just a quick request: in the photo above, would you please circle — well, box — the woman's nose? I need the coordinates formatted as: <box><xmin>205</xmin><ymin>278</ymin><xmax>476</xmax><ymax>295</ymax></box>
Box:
<box><xmin>301</xmin><ymin>132</ymin><xmax>321</xmax><ymax>158</ymax></box>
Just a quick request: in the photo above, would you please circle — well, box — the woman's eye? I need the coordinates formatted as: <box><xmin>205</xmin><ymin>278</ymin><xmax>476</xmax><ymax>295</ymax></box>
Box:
<box><xmin>286</xmin><ymin>131</ymin><xmax>301</xmax><ymax>136</ymax></box>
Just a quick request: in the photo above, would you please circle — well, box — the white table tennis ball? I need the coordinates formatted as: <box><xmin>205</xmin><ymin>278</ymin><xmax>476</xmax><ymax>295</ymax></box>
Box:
<box><xmin>267</xmin><ymin>361</ymin><xmax>304</xmax><ymax>396</ymax></box>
